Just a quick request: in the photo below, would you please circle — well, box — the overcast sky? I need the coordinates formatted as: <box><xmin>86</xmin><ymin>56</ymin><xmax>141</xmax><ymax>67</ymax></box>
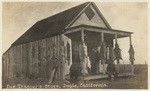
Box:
<box><xmin>2</xmin><ymin>2</ymin><xmax>148</xmax><ymax>64</ymax></box>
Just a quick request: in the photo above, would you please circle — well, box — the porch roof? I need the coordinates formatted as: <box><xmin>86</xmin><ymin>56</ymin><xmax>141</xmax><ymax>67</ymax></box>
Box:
<box><xmin>64</xmin><ymin>24</ymin><xmax>133</xmax><ymax>38</ymax></box>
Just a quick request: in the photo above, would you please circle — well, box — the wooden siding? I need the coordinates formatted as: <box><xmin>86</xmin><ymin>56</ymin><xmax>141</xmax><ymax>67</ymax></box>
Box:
<box><xmin>3</xmin><ymin>34</ymin><xmax>72</xmax><ymax>80</ymax></box>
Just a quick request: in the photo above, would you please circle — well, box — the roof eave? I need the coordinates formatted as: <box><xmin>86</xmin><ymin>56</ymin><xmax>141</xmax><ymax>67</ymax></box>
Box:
<box><xmin>64</xmin><ymin>24</ymin><xmax>133</xmax><ymax>35</ymax></box>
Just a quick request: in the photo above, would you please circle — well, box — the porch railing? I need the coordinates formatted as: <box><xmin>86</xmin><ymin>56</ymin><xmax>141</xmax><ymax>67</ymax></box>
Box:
<box><xmin>116</xmin><ymin>64</ymin><xmax>133</xmax><ymax>73</ymax></box>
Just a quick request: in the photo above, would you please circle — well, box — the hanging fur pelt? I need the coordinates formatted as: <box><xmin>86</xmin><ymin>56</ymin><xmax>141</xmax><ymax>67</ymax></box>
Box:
<box><xmin>114</xmin><ymin>43</ymin><xmax>123</xmax><ymax>63</ymax></box>
<box><xmin>128</xmin><ymin>45</ymin><xmax>135</xmax><ymax>65</ymax></box>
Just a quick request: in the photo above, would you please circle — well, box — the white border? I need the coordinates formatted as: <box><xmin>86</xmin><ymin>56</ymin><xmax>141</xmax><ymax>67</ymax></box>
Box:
<box><xmin>0</xmin><ymin>0</ymin><xmax>149</xmax><ymax>91</ymax></box>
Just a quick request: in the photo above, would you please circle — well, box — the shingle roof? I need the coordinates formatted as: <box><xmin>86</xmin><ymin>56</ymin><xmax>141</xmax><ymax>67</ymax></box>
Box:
<box><xmin>12</xmin><ymin>2</ymin><xmax>91</xmax><ymax>46</ymax></box>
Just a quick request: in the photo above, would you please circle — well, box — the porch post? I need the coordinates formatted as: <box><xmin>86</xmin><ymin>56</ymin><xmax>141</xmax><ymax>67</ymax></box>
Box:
<box><xmin>129</xmin><ymin>35</ymin><xmax>132</xmax><ymax>46</ymax></box>
<box><xmin>114</xmin><ymin>34</ymin><xmax>119</xmax><ymax>64</ymax></box>
<box><xmin>80</xmin><ymin>30</ymin><xmax>88</xmax><ymax>75</ymax></box>
<box><xmin>101</xmin><ymin>32</ymin><xmax>104</xmax><ymax>42</ymax></box>
<box><xmin>115</xmin><ymin>34</ymin><xmax>117</xmax><ymax>44</ymax></box>
<box><xmin>115</xmin><ymin>34</ymin><xmax>119</xmax><ymax>73</ymax></box>
<box><xmin>101</xmin><ymin>32</ymin><xmax>105</xmax><ymax>74</ymax></box>
<box><xmin>129</xmin><ymin>35</ymin><xmax>134</xmax><ymax>75</ymax></box>
<box><xmin>81</xmin><ymin>30</ymin><xmax>84</xmax><ymax>42</ymax></box>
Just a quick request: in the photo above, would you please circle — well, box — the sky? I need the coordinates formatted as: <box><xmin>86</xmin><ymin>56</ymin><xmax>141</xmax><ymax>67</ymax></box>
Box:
<box><xmin>2</xmin><ymin>2</ymin><xmax>148</xmax><ymax>64</ymax></box>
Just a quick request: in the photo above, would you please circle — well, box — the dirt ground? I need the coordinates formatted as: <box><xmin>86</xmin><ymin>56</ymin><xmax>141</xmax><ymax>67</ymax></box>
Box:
<box><xmin>2</xmin><ymin>64</ymin><xmax>148</xmax><ymax>89</ymax></box>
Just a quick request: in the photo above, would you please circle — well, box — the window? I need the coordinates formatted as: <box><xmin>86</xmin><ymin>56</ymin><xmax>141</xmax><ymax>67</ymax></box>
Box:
<box><xmin>85</xmin><ymin>6</ymin><xmax>95</xmax><ymax>20</ymax></box>
<box><xmin>67</xmin><ymin>42</ymin><xmax>70</xmax><ymax>65</ymax></box>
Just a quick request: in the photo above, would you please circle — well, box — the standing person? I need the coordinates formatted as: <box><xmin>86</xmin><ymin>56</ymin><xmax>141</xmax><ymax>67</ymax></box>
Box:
<box><xmin>49</xmin><ymin>57</ymin><xmax>59</xmax><ymax>83</ymax></box>
<box><xmin>69</xmin><ymin>62</ymin><xmax>82</xmax><ymax>84</ymax></box>
<box><xmin>87</xmin><ymin>57</ymin><xmax>91</xmax><ymax>74</ymax></box>
<box><xmin>107</xmin><ymin>62</ymin><xmax>118</xmax><ymax>81</ymax></box>
<box><xmin>91</xmin><ymin>47</ymin><xmax>100</xmax><ymax>75</ymax></box>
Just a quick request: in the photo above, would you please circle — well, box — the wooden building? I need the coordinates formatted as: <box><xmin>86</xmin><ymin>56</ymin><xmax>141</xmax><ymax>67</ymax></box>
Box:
<box><xmin>2</xmin><ymin>2</ymin><xmax>134</xmax><ymax>80</ymax></box>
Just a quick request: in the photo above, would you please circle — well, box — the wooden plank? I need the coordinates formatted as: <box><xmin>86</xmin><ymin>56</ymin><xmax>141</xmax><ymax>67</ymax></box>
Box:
<box><xmin>16</xmin><ymin>46</ymin><xmax>18</xmax><ymax>77</ymax></box>
<box><xmin>38</xmin><ymin>40</ymin><xmax>41</xmax><ymax>78</ymax></box>
<box><xmin>14</xmin><ymin>46</ymin><xmax>17</xmax><ymax>77</ymax></box>
<box><xmin>54</xmin><ymin>36</ymin><xmax>58</xmax><ymax>80</ymax></box>
<box><xmin>59</xmin><ymin>35</ymin><xmax>61</xmax><ymax>79</ymax></box>
<box><xmin>42</xmin><ymin>39</ymin><xmax>45</xmax><ymax>78</ymax></box>
<box><xmin>17</xmin><ymin>45</ymin><xmax>20</xmax><ymax>77</ymax></box>
<box><xmin>12</xmin><ymin>47</ymin><xmax>15</xmax><ymax>77</ymax></box>
<box><xmin>64</xmin><ymin>27</ymin><xmax>83</xmax><ymax>34</ymax></box>
<box><xmin>115</xmin><ymin>34</ymin><xmax>117</xmax><ymax>44</ymax></box>
<box><xmin>7</xmin><ymin>50</ymin><xmax>10</xmax><ymax>77</ymax></box>
<box><xmin>24</xmin><ymin>44</ymin><xmax>27</xmax><ymax>77</ymax></box>
<box><xmin>62</xmin><ymin>35</ymin><xmax>67</xmax><ymax>79</ymax></box>
<box><xmin>9</xmin><ymin>48</ymin><xmax>11</xmax><ymax>77</ymax></box>
<box><xmin>11</xmin><ymin>47</ymin><xmax>14</xmax><ymax>77</ymax></box>
<box><xmin>20</xmin><ymin>45</ymin><xmax>22</xmax><ymax>76</ymax></box>
<box><xmin>47</xmin><ymin>37</ymin><xmax>51</xmax><ymax>78</ymax></box>
<box><xmin>9</xmin><ymin>48</ymin><xmax>12</xmax><ymax>77</ymax></box>
<box><xmin>6</xmin><ymin>52</ymin><xmax>8</xmax><ymax>77</ymax></box>
<box><xmin>33</xmin><ymin>41</ymin><xmax>37</xmax><ymax>77</ymax></box>
<box><xmin>22</xmin><ymin>44</ymin><xmax>25</xmax><ymax>77</ymax></box>
<box><xmin>45</xmin><ymin>39</ymin><xmax>48</xmax><ymax>78</ymax></box>
<box><xmin>35</xmin><ymin>41</ymin><xmax>38</xmax><ymax>77</ymax></box>
<box><xmin>23</xmin><ymin>44</ymin><xmax>26</xmax><ymax>77</ymax></box>
<box><xmin>64</xmin><ymin>26</ymin><xmax>131</xmax><ymax>36</ymax></box>
<box><xmin>58</xmin><ymin>36</ymin><xmax>60</xmax><ymax>79</ymax></box>
<box><xmin>9</xmin><ymin>50</ymin><xmax>11</xmax><ymax>77</ymax></box>
<box><xmin>2</xmin><ymin>54</ymin><xmax>5</xmax><ymax>77</ymax></box>
<box><xmin>77</xmin><ymin>72</ymin><xmax>133</xmax><ymax>80</ymax></box>
<box><xmin>22</xmin><ymin>44</ymin><xmax>24</xmax><ymax>77</ymax></box>
<box><xmin>60</xmin><ymin>35</ymin><xmax>63</xmax><ymax>79</ymax></box>
<box><xmin>129</xmin><ymin>35</ymin><xmax>132</xmax><ymax>45</ymax></box>
<box><xmin>85</xmin><ymin>27</ymin><xmax>131</xmax><ymax>36</ymax></box>
<box><xmin>33</xmin><ymin>42</ymin><xmax>36</xmax><ymax>77</ymax></box>
<box><xmin>101</xmin><ymin>32</ymin><xmax>104</xmax><ymax>42</ymax></box>
<box><xmin>32</xmin><ymin>42</ymin><xmax>35</xmax><ymax>77</ymax></box>
<box><xmin>81</xmin><ymin>30</ymin><xmax>84</xmax><ymax>42</ymax></box>
<box><xmin>56</xmin><ymin>35</ymin><xmax>60</xmax><ymax>79</ymax></box>
<box><xmin>5</xmin><ymin>53</ymin><xmax>7</xmax><ymax>77</ymax></box>
<box><xmin>42</xmin><ymin>39</ymin><xmax>47</xmax><ymax>78</ymax></box>
<box><xmin>19</xmin><ymin>45</ymin><xmax>21</xmax><ymax>77</ymax></box>
<box><xmin>46</xmin><ymin>37</ymin><xmax>51</xmax><ymax>78</ymax></box>
<box><xmin>29</xmin><ymin>42</ymin><xmax>33</xmax><ymax>76</ymax></box>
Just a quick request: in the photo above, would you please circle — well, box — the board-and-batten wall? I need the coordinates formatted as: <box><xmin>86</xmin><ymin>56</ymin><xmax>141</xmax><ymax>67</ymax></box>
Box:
<box><xmin>3</xmin><ymin>34</ymin><xmax>72</xmax><ymax>79</ymax></box>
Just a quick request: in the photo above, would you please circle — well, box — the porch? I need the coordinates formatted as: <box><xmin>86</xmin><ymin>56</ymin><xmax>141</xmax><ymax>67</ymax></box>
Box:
<box><xmin>65</xmin><ymin>64</ymin><xmax>134</xmax><ymax>80</ymax></box>
<box><xmin>64</xmin><ymin>24</ymin><xmax>134</xmax><ymax>80</ymax></box>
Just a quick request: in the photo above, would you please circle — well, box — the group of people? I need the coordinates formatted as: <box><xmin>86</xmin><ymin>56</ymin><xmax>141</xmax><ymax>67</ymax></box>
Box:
<box><xmin>69</xmin><ymin>61</ymin><xmax>118</xmax><ymax>83</ymax></box>
<box><xmin>69</xmin><ymin>43</ymin><xmax>118</xmax><ymax>83</ymax></box>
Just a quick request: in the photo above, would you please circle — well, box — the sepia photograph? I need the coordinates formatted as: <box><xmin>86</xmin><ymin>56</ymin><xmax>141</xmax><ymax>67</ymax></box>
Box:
<box><xmin>1</xmin><ymin>1</ymin><xmax>148</xmax><ymax>89</ymax></box>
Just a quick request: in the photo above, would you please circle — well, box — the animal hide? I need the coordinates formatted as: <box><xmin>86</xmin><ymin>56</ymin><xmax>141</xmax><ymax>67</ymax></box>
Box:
<box><xmin>114</xmin><ymin>43</ymin><xmax>122</xmax><ymax>63</ymax></box>
<box><xmin>128</xmin><ymin>45</ymin><xmax>135</xmax><ymax>64</ymax></box>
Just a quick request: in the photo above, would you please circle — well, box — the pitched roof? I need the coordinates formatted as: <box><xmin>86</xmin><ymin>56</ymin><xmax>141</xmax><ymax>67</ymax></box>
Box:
<box><xmin>11</xmin><ymin>2</ymin><xmax>111</xmax><ymax>46</ymax></box>
<box><xmin>12</xmin><ymin>2</ymin><xmax>90</xmax><ymax>46</ymax></box>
